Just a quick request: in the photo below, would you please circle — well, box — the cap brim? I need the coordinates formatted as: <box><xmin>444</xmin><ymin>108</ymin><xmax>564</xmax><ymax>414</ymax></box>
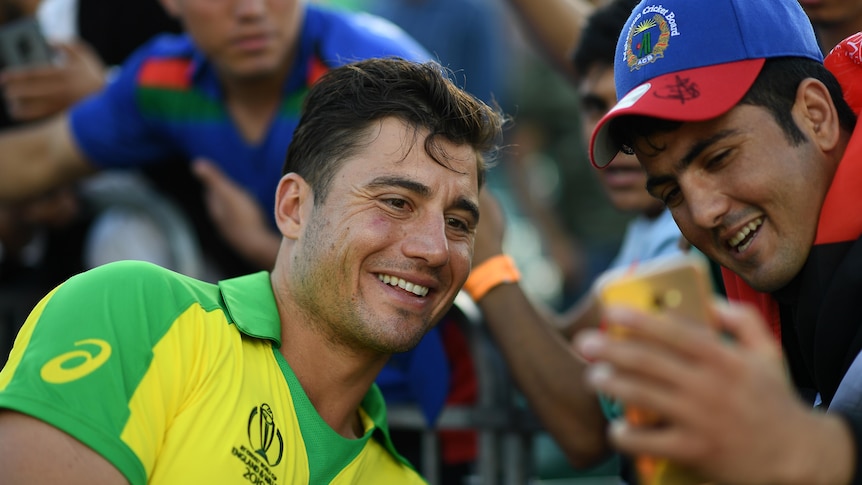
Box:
<box><xmin>589</xmin><ymin>58</ymin><xmax>766</xmax><ymax>168</ymax></box>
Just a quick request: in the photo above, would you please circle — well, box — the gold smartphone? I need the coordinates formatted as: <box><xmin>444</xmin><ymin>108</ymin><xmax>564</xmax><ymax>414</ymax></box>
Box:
<box><xmin>595</xmin><ymin>254</ymin><xmax>715</xmax><ymax>485</ymax></box>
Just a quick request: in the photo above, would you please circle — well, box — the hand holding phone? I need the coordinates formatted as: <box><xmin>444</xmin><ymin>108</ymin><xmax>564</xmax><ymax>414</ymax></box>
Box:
<box><xmin>595</xmin><ymin>254</ymin><xmax>716</xmax><ymax>485</ymax></box>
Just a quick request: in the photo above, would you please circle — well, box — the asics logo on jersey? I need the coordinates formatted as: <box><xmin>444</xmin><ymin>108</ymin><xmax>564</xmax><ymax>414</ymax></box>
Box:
<box><xmin>40</xmin><ymin>339</ymin><xmax>112</xmax><ymax>384</ymax></box>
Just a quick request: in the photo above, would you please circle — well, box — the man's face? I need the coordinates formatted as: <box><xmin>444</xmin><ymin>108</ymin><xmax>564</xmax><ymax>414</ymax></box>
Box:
<box><xmin>636</xmin><ymin>104</ymin><xmax>831</xmax><ymax>292</ymax></box>
<box><xmin>289</xmin><ymin>117</ymin><xmax>480</xmax><ymax>354</ymax></box>
<box><xmin>580</xmin><ymin>63</ymin><xmax>664</xmax><ymax>216</ymax></box>
<box><xmin>798</xmin><ymin>0</ymin><xmax>862</xmax><ymax>26</ymax></box>
<box><xmin>162</xmin><ymin>0</ymin><xmax>302</xmax><ymax>81</ymax></box>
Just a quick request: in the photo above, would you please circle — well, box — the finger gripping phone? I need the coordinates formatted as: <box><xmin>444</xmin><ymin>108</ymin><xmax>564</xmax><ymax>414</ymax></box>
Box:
<box><xmin>595</xmin><ymin>254</ymin><xmax>716</xmax><ymax>485</ymax></box>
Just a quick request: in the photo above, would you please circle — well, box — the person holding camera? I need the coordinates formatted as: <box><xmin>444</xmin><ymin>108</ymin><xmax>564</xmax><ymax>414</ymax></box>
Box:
<box><xmin>576</xmin><ymin>0</ymin><xmax>862</xmax><ymax>482</ymax></box>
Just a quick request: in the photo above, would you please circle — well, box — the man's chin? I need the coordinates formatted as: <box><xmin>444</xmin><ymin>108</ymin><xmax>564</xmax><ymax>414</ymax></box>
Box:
<box><xmin>222</xmin><ymin>59</ymin><xmax>283</xmax><ymax>82</ymax></box>
<box><xmin>738</xmin><ymin>266</ymin><xmax>795</xmax><ymax>294</ymax></box>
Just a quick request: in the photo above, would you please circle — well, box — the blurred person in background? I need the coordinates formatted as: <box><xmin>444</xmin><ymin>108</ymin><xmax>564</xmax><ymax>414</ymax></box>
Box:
<box><xmin>0</xmin><ymin>0</ymin><xmax>428</xmax><ymax>273</ymax></box>
<box><xmin>798</xmin><ymin>0</ymin><xmax>862</xmax><ymax>54</ymax></box>
<box><xmin>0</xmin><ymin>0</ymin><xmax>184</xmax><ymax>362</ymax></box>
<box><xmin>364</xmin><ymin>0</ymin><xmax>509</xmax><ymax>107</ymax></box>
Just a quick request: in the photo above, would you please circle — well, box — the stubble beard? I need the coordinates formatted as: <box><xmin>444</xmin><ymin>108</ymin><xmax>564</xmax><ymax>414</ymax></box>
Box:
<box><xmin>290</xmin><ymin>210</ymin><xmax>425</xmax><ymax>355</ymax></box>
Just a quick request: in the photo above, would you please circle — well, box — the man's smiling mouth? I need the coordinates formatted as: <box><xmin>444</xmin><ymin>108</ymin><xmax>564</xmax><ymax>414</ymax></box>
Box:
<box><xmin>378</xmin><ymin>274</ymin><xmax>429</xmax><ymax>297</ymax></box>
<box><xmin>728</xmin><ymin>217</ymin><xmax>763</xmax><ymax>253</ymax></box>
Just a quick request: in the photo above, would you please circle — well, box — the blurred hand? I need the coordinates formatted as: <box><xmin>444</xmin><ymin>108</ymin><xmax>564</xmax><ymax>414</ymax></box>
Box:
<box><xmin>575</xmin><ymin>301</ymin><xmax>852</xmax><ymax>484</ymax></box>
<box><xmin>0</xmin><ymin>186</ymin><xmax>79</xmax><ymax>255</ymax></box>
<box><xmin>191</xmin><ymin>158</ymin><xmax>279</xmax><ymax>269</ymax></box>
<box><xmin>473</xmin><ymin>187</ymin><xmax>506</xmax><ymax>267</ymax></box>
<box><xmin>0</xmin><ymin>40</ymin><xmax>106</xmax><ymax>121</ymax></box>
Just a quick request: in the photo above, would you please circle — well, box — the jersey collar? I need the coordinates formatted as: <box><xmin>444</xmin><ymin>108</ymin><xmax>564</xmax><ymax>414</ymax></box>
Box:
<box><xmin>218</xmin><ymin>271</ymin><xmax>282</xmax><ymax>347</ymax></box>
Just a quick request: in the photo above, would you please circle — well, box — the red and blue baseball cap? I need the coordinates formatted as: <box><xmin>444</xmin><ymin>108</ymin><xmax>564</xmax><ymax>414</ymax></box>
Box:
<box><xmin>589</xmin><ymin>0</ymin><xmax>823</xmax><ymax>168</ymax></box>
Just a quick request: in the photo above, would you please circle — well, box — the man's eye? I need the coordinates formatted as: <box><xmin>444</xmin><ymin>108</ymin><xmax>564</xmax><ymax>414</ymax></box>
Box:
<box><xmin>446</xmin><ymin>217</ymin><xmax>469</xmax><ymax>232</ymax></box>
<box><xmin>580</xmin><ymin>95</ymin><xmax>609</xmax><ymax>115</ymax></box>
<box><xmin>384</xmin><ymin>198</ymin><xmax>408</xmax><ymax>210</ymax></box>
<box><xmin>704</xmin><ymin>149</ymin><xmax>731</xmax><ymax>170</ymax></box>
<box><xmin>662</xmin><ymin>187</ymin><xmax>682</xmax><ymax>207</ymax></box>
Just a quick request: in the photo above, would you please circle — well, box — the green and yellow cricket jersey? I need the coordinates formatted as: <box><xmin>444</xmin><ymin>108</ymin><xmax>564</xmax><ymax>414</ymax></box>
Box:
<box><xmin>0</xmin><ymin>260</ymin><xmax>426</xmax><ymax>484</ymax></box>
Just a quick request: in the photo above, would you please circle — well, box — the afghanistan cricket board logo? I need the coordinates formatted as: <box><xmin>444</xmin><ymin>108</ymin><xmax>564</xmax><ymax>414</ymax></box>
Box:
<box><xmin>626</xmin><ymin>13</ymin><xmax>671</xmax><ymax>71</ymax></box>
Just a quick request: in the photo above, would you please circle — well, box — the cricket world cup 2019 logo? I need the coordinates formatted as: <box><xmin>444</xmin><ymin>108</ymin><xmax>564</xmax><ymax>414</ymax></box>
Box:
<box><xmin>248</xmin><ymin>403</ymin><xmax>284</xmax><ymax>467</ymax></box>
<box><xmin>625</xmin><ymin>6</ymin><xmax>679</xmax><ymax>71</ymax></box>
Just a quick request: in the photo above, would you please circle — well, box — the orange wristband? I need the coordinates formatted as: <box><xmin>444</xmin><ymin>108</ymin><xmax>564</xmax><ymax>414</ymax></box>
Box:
<box><xmin>463</xmin><ymin>254</ymin><xmax>521</xmax><ymax>301</ymax></box>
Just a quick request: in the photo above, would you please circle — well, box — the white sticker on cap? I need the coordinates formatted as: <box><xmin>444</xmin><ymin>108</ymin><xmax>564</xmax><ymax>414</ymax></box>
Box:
<box><xmin>610</xmin><ymin>83</ymin><xmax>651</xmax><ymax>113</ymax></box>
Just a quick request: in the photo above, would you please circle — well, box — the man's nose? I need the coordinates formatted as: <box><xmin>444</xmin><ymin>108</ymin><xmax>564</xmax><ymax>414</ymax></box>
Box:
<box><xmin>235</xmin><ymin>0</ymin><xmax>266</xmax><ymax>17</ymax></box>
<box><xmin>402</xmin><ymin>217</ymin><xmax>450</xmax><ymax>267</ymax></box>
<box><xmin>684</xmin><ymin>178</ymin><xmax>730</xmax><ymax>229</ymax></box>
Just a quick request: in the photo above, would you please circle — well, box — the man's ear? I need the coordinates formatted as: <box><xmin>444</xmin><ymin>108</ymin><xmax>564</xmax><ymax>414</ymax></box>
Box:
<box><xmin>274</xmin><ymin>173</ymin><xmax>312</xmax><ymax>240</ymax></box>
<box><xmin>795</xmin><ymin>78</ymin><xmax>842</xmax><ymax>153</ymax></box>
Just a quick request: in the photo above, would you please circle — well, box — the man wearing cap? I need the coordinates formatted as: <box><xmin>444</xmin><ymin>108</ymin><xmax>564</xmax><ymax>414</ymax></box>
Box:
<box><xmin>576</xmin><ymin>0</ymin><xmax>862</xmax><ymax>483</ymax></box>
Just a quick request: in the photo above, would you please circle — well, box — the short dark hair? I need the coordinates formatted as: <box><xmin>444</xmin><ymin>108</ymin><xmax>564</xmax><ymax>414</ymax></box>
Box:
<box><xmin>612</xmin><ymin>56</ymin><xmax>857</xmax><ymax>153</ymax></box>
<box><xmin>283</xmin><ymin>57</ymin><xmax>504</xmax><ymax>203</ymax></box>
<box><xmin>741</xmin><ymin>57</ymin><xmax>856</xmax><ymax>141</ymax></box>
<box><xmin>571</xmin><ymin>0</ymin><xmax>640</xmax><ymax>79</ymax></box>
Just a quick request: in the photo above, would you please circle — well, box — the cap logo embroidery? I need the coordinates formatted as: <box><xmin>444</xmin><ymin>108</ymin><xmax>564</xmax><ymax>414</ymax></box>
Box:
<box><xmin>625</xmin><ymin>6</ymin><xmax>679</xmax><ymax>72</ymax></box>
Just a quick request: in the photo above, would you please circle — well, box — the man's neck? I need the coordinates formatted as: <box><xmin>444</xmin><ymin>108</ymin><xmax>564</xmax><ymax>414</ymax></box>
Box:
<box><xmin>221</xmin><ymin>47</ymin><xmax>297</xmax><ymax>144</ymax></box>
<box><xmin>276</xmin><ymin>310</ymin><xmax>389</xmax><ymax>439</ymax></box>
<box><xmin>223</xmin><ymin>72</ymin><xmax>288</xmax><ymax>144</ymax></box>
